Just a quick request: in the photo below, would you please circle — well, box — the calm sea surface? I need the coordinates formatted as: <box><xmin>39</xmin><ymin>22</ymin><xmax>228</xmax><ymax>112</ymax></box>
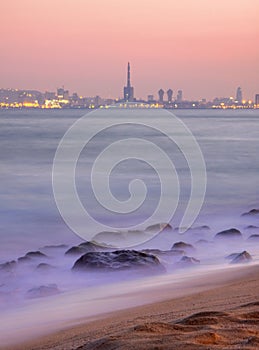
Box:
<box><xmin>0</xmin><ymin>108</ymin><xmax>258</xmax><ymax>259</ymax></box>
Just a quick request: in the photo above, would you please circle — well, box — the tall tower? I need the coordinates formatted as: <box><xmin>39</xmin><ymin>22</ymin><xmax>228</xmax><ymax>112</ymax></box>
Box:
<box><xmin>236</xmin><ymin>87</ymin><xmax>242</xmax><ymax>104</ymax></box>
<box><xmin>123</xmin><ymin>62</ymin><xmax>134</xmax><ymax>102</ymax></box>
<box><xmin>167</xmin><ymin>89</ymin><xmax>173</xmax><ymax>103</ymax></box>
<box><xmin>177</xmin><ymin>90</ymin><xmax>183</xmax><ymax>102</ymax></box>
<box><xmin>158</xmin><ymin>89</ymin><xmax>164</xmax><ymax>103</ymax></box>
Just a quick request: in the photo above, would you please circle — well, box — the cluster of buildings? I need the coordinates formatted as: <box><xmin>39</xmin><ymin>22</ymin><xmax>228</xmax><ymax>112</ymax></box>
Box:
<box><xmin>0</xmin><ymin>63</ymin><xmax>258</xmax><ymax>109</ymax></box>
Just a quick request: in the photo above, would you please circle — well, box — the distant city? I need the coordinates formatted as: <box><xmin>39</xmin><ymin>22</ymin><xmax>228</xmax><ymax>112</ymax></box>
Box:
<box><xmin>0</xmin><ymin>63</ymin><xmax>258</xmax><ymax>109</ymax></box>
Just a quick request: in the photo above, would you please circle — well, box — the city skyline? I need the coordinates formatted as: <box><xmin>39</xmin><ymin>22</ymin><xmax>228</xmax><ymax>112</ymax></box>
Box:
<box><xmin>1</xmin><ymin>0</ymin><xmax>258</xmax><ymax>100</ymax></box>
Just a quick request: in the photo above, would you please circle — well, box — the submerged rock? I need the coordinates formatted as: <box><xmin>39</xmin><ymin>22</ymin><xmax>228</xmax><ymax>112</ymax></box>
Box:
<box><xmin>171</xmin><ymin>241</ymin><xmax>195</xmax><ymax>251</ymax></box>
<box><xmin>230</xmin><ymin>251</ymin><xmax>252</xmax><ymax>264</ymax></box>
<box><xmin>214</xmin><ymin>228</ymin><xmax>242</xmax><ymax>239</ymax></box>
<box><xmin>142</xmin><ymin>249</ymin><xmax>184</xmax><ymax>257</ymax></box>
<box><xmin>145</xmin><ymin>223</ymin><xmax>172</xmax><ymax>232</ymax></box>
<box><xmin>247</xmin><ymin>234</ymin><xmax>259</xmax><ymax>241</ymax></box>
<box><xmin>26</xmin><ymin>284</ymin><xmax>60</xmax><ymax>299</ymax></box>
<box><xmin>36</xmin><ymin>263</ymin><xmax>55</xmax><ymax>271</ymax></box>
<box><xmin>0</xmin><ymin>260</ymin><xmax>16</xmax><ymax>272</ymax></box>
<box><xmin>225</xmin><ymin>252</ymin><xmax>240</xmax><ymax>260</ymax></box>
<box><xmin>176</xmin><ymin>256</ymin><xmax>200</xmax><ymax>267</ymax></box>
<box><xmin>25</xmin><ymin>251</ymin><xmax>47</xmax><ymax>258</ymax></box>
<box><xmin>242</xmin><ymin>209</ymin><xmax>259</xmax><ymax>217</ymax></box>
<box><xmin>42</xmin><ymin>244</ymin><xmax>68</xmax><ymax>249</ymax></box>
<box><xmin>65</xmin><ymin>244</ymin><xmax>96</xmax><ymax>256</ymax></box>
<box><xmin>72</xmin><ymin>250</ymin><xmax>164</xmax><ymax>272</ymax></box>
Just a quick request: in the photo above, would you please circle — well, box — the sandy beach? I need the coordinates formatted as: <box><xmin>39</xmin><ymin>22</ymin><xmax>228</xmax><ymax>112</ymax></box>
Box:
<box><xmin>4</xmin><ymin>264</ymin><xmax>259</xmax><ymax>350</ymax></box>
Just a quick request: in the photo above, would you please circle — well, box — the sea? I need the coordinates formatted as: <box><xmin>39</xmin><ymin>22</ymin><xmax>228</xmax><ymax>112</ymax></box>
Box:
<box><xmin>0</xmin><ymin>108</ymin><xmax>259</xmax><ymax>345</ymax></box>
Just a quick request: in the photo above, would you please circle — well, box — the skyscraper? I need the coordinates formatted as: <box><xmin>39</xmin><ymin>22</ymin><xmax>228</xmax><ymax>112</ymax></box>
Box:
<box><xmin>177</xmin><ymin>90</ymin><xmax>183</xmax><ymax>102</ymax></box>
<box><xmin>236</xmin><ymin>87</ymin><xmax>242</xmax><ymax>104</ymax></box>
<box><xmin>158</xmin><ymin>89</ymin><xmax>164</xmax><ymax>103</ymax></box>
<box><xmin>167</xmin><ymin>89</ymin><xmax>173</xmax><ymax>103</ymax></box>
<box><xmin>255</xmin><ymin>94</ymin><xmax>259</xmax><ymax>106</ymax></box>
<box><xmin>123</xmin><ymin>62</ymin><xmax>134</xmax><ymax>102</ymax></box>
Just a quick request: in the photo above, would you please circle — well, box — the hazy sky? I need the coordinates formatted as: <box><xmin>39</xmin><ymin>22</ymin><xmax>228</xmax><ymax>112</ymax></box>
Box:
<box><xmin>1</xmin><ymin>0</ymin><xmax>258</xmax><ymax>100</ymax></box>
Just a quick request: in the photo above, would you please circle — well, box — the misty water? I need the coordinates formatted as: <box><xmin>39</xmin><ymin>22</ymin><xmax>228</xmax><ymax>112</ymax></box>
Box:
<box><xmin>0</xmin><ymin>108</ymin><xmax>259</xmax><ymax>345</ymax></box>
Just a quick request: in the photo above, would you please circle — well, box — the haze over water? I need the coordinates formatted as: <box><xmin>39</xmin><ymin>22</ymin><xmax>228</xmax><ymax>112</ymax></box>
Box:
<box><xmin>0</xmin><ymin>108</ymin><xmax>259</xmax><ymax>258</ymax></box>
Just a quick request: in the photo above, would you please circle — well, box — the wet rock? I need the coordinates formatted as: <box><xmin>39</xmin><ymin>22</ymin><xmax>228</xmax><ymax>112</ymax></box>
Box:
<box><xmin>26</xmin><ymin>284</ymin><xmax>60</xmax><ymax>299</ymax></box>
<box><xmin>225</xmin><ymin>252</ymin><xmax>240</xmax><ymax>260</ymax></box>
<box><xmin>78</xmin><ymin>241</ymin><xmax>98</xmax><ymax>251</ymax></box>
<box><xmin>42</xmin><ymin>244</ymin><xmax>68</xmax><ymax>249</ymax></box>
<box><xmin>242</xmin><ymin>209</ymin><xmax>259</xmax><ymax>217</ymax></box>
<box><xmin>0</xmin><ymin>260</ymin><xmax>16</xmax><ymax>272</ymax></box>
<box><xmin>230</xmin><ymin>251</ymin><xmax>252</xmax><ymax>264</ymax></box>
<box><xmin>72</xmin><ymin>250</ymin><xmax>164</xmax><ymax>272</ymax></box>
<box><xmin>18</xmin><ymin>256</ymin><xmax>31</xmax><ymax>263</ymax></box>
<box><xmin>65</xmin><ymin>245</ymin><xmax>93</xmax><ymax>256</ymax></box>
<box><xmin>171</xmin><ymin>241</ymin><xmax>195</xmax><ymax>251</ymax></box>
<box><xmin>142</xmin><ymin>249</ymin><xmax>184</xmax><ymax>257</ymax></box>
<box><xmin>145</xmin><ymin>223</ymin><xmax>172</xmax><ymax>232</ymax></box>
<box><xmin>36</xmin><ymin>263</ymin><xmax>55</xmax><ymax>271</ymax></box>
<box><xmin>245</xmin><ymin>225</ymin><xmax>259</xmax><ymax>229</ymax></box>
<box><xmin>214</xmin><ymin>228</ymin><xmax>242</xmax><ymax>239</ymax></box>
<box><xmin>247</xmin><ymin>234</ymin><xmax>259</xmax><ymax>241</ymax></box>
<box><xmin>176</xmin><ymin>256</ymin><xmax>200</xmax><ymax>267</ymax></box>
<box><xmin>25</xmin><ymin>251</ymin><xmax>47</xmax><ymax>258</ymax></box>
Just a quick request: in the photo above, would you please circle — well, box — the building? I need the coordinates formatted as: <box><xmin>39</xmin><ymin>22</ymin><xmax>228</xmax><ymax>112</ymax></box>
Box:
<box><xmin>158</xmin><ymin>89</ymin><xmax>164</xmax><ymax>103</ymax></box>
<box><xmin>167</xmin><ymin>89</ymin><xmax>173</xmax><ymax>103</ymax></box>
<box><xmin>176</xmin><ymin>90</ymin><xmax>183</xmax><ymax>102</ymax></box>
<box><xmin>236</xmin><ymin>87</ymin><xmax>242</xmax><ymax>104</ymax></box>
<box><xmin>123</xmin><ymin>62</ymin><xmax>134</xmax><ymax>102</ymax></box>
<box><xmin>255</xmin><ymin>94</ymin><xmax>259</xmax><ymax>107</ymax></box>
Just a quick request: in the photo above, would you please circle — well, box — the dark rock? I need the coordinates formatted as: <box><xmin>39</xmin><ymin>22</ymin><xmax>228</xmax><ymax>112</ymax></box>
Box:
<box><xmin>142</xmin><ymin>249</ymin><xmax>184</xmax><ymax>257</ymax></box>
<box><xmin>230</xmin><ymin>251</ymin><xmax>252</xmax><ymax>264</ymax></box>
<box><xmin>242</xmin><ymin>209</ymin><xmax>259</xmax><ymax>217</ymax></box>
<box><xmin>72</xmin><ymin>250</ymin><xmax>164</xmax><ymax>272</ymax></box>
<box><xmin>225</xmin><ymin>252</ymin><xmax>240</xmax><ymax>260</ymax></box>
<box><xmin>65</xmin><ymin>246</ymin><xmax>91</xmax><ymax>256</ymax></box>
<box><xmin>0</xmin><ymin>260</ymin><xmax>16</xmax><ymax>272</ymax></box>
<box><xmin>171</xmin><ymin>241</ymin><xmax>195</xmax><ymax>251</ymax></box>
<box><xmin>36</xmin><ymin>263</ymin><xmax>55</xmax><ymax>271</ymax></box>
<box><xmin>245</xmin><ymin>225</ymin><xmax>259</xmax><ymax>229</ymax></box>
<box><xmin>78</xmin><ymin>241</ymin><xmax>98</xmax><ymax>251</ymax></box>
<box><xmin>214</xmin><ymin>228</ymin><xmax>242</xmax><ymax>239</ymax></box>
<box><xmin>25</xmin><ymin>251</ymin><xmax>47</xmax><ymax>258</ymax></box>
<box><xmin>177</xmin><ymin>256</ymin><xmax>200</xmax><ymax>267</ymax></box>
<box><xmin>42</xmin><ymin>244</ymin><xmax>68</xmax><ymax>249</ymax></box>
<box><xmin>18</xmin><ymin>256</ymin><xmax>31</xmax><ymax>263</ymax></box>
<box><xmin>145</xmin><ymin>223</ymin><xmax>172</xmax><ymax>232</ymax></box>
<box><xmin>26</xmin><ymin>284</ymin><xmax>60</xmax><ymax>299</ymax></box>
<box><xmin>247</xmin><ymin>234</ymin><xmax>259</xmax><ymax>241</ymax></box>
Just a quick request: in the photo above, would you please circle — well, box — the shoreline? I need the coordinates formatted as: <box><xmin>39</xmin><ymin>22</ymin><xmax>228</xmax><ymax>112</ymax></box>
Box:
<box><xmin>4</xmin><ymin>263</ymin><xmax>259</xmax><ymax>350</ymax></box>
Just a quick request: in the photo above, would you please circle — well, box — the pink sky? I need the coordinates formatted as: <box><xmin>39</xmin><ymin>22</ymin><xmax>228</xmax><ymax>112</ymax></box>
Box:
<box><xmin>1</xmin><ymin>0</ymin><xmax>258</xmax><ymax>100</ymax></box>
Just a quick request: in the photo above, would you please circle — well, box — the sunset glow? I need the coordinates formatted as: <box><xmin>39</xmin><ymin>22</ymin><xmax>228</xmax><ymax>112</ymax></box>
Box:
<box><xmin>1</xmin><ymin>0</ymin><xmax>258</xmax><ymax>99</ymax></box>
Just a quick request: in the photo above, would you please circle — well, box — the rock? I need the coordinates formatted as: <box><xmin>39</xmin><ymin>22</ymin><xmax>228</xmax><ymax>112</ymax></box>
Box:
<box><xmin>26</xmin><ymin>284</ymin><xmax>60</xmax><ymax>299</ymax></box>
<box><xmin>176</xmin><ymin>256</ymin><xmax>200</xmax><ymax>267</ymax></box>
<box><xmin>78</xmin><ymin>241</ymin><xmax>98</xmax><ymax>251</ymax></box>
<box><xmin>42</xmin><ymin>244</ymin><xmax>68</xmax><ymax>249</ymax></box>
<box><xmin>245</xmin><ymin>225</ymin><xmax>259</xmax><ymax>229</ymax></box>
<box><xmin>25</xmin><ymin>251</ymin><xmax>47</xmax><ymax>258</ymax></box>
<box><xmin>247</xmin><ymin>234</ymin><xmax>259</xmax><ymax>241</ymax></box>
<box><xmin>195</xmin><ymin>239</ymin><xmax>210</xmax><ymax>245</ymax></box>
<box><xmin>18</xmin><ymin>256</ymin><xmax>31</xmax><ymax>263</ymax></box>
<box><xmin>145</xmin><ymin>223</ymin><xmax>172</xmax><ymax>232</ymax></box>
<box><xmin>65</xmin><ymin>245</ymin><xmax>93</xmax><ymax>256</ymax></box>
<box><xmin>72</xmin><ymin>250</ymin><xmax>164</xmax><ymax>272</ymax></box>
<box><xmin>142</xmin><ymin>249</ymin><xmax>184</xmax><ymax>257</ymax></box>
<box><xmin>230</xmin><ymin>251</ymin><xmax>252</xmax><ymax>264</ymax></box>
<box><xmin>225</xmin><ymin>252</ymin><xmax>240</xmax><ymax>260</ymax></box>
<box><xmin>0</xmin><ymin>260</ymin><xmax>16</xmax><ymax>272</ymax></box>
<box><xmin>36</xmin><ymin>263</ymin><xmax>55</xmax><ymax>271</ymax></box>
<box><xmin>171</xmin><ymin>241</ymin><xmax>195</xmax><ymax>251</ymax></box>
<box><xmin>242</xmin><ymin>209</ymin><xmax>259</xmax><ymax>217</ymax></box>
<box><xmin>214</xmin><ymin>228</ymin><xmax>242</xmax><ymax>239</ymax></box>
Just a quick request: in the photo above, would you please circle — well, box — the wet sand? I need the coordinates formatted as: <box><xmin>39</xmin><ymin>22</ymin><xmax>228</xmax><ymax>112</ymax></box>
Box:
<box><xmin>4</xmin><ymin>264</ymin><xmax>259</xmax><ymax>350</ymax></box>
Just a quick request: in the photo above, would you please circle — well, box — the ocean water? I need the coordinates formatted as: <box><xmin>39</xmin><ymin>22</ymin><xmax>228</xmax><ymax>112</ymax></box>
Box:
<box><xmin>0</xmin><ymin>108</ymin><xmax>259</xmax><ymax>345</ymax></box>
<box><xmin>0</xmin><ymin>108</ymin><xmax>258</xmax><ymax>257</ymax></box>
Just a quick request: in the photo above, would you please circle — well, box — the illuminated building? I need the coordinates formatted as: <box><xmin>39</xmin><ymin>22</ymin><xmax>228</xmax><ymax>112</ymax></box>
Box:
<box><xmin>123</xmin><ymin>62</ymin><xmax>134</xmax><ymax>102</ymax></box>
<box><xmin>255</xmin><ymin>94</ymin><xmax>259</xmax><ymax>107</ymax></box>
